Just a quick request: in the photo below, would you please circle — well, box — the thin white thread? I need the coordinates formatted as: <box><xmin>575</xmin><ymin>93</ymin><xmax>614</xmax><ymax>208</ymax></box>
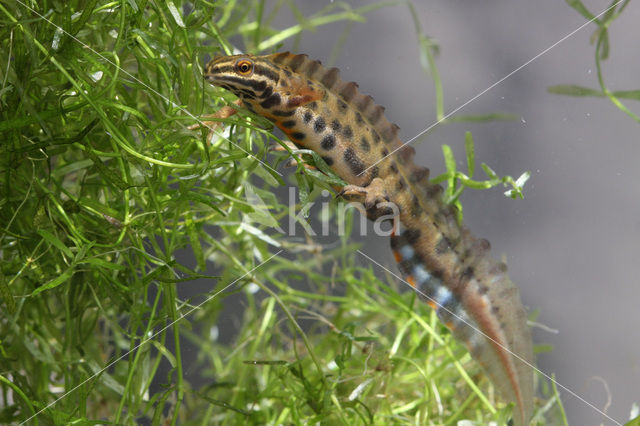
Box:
<box><xmin>357</xmin><ymin>250</ymin><xmax>622</xmax><ymax>425</ymax></box>
<box><xmin>359</xmin><ymin>0</ymin><xmax>625</xmax><ymax>176</ymax></box>
<box><xmin>19</xmin><ymin>251</ymin><xmax>283</xmax><ymax>425</ymax></box>
<box><xmin>11</xmin><ymin>0</ymin><xmax>282</xmax><ymax>177</ymax></box>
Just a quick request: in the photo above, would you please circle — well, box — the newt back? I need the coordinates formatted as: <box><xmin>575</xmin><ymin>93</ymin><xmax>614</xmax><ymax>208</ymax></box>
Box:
<box><xmin>202</xmin><ymin>52</ymin><xmax>534</xmax><ymax>425</ymax></box>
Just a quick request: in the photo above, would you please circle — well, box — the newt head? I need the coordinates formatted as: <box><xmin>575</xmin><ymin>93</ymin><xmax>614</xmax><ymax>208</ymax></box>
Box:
<box><xmin>203</xmin><ymin>53</ymin><xmax>324</xmax><ymax>118</ymax></box>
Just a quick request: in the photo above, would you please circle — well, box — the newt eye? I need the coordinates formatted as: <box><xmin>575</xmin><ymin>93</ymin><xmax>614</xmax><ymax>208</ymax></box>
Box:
<box><xmin>235</xmin><ymin>59</ymin><xmax>254</xmax><ymax>76</ymax></box>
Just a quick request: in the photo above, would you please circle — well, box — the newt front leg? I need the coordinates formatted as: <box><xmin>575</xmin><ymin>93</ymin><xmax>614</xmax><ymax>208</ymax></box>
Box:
<box><xmin>188</xmin><ymin>99</ymin><xmax>242</xmax><ymax>143</ymax></box>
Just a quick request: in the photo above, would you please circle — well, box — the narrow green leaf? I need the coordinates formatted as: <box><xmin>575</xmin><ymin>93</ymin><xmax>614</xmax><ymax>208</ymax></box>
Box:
<box><xmin>447</xmin><ymin>112</ymin><xmax>519</xmax><ymax>122</ymax></box>
<box><xmin>166</xmin><ymin>2</ymin><xmax>186</xmax><ymax>28</ymax></box>
<box><xmin>442</xmin><ymin>144</ymin><xmax>456</xmax><ymax>174</ymax></box>
<box><xmin>81</xmin><ymin>257</ymin><xmax>127</xmax><ymax>271</ymax></box>
<box><xmin>31</xmin><ymin>267</ymin><xmax>74</xmax><ymax>296</ymax></box>
<box><xmin>547</xmin><ymin>85</ymin><xmax>603</xmax><ymax>97</ymax></box>
<box><xmin>186</xmin><ymin>217</ymin><xmax>206</xmax><ymax>271</ymax></box>
<box><xmin>565</xmin><ymin>0</ymin><xmax>596</xmax><ymax>20</ymax></box>
<box><xmin>74</xmin><ymin>240</ymin><xmax>95</xmax><ymax>263</ymax></box>
<box><xmin>480</xmin><ymin>163</ymin><xmax>498</xmax><ymax>180</ymax></box>
<box><xmin>611</xmin><ymin>90</ymin><xmax>640</xmax><ymax>100</ymax></box>
<box><xmin>442</xmin><ymin>144</ymin><xmax>456</xmax><ymax>199</ymax></box>
<box><xmin>464</xmin><ymin>132</ymin><xmax>475</xmax><ymax>177</ymax></box>
<box><xmin>38</xmin><ymin>229</ymin><xmax>73</xmax><ymax>258</ymax></box>
<box><xmin>239</xmin><ymin>222</ymin><xmax>281</xmax><ymax>248</ymax></box>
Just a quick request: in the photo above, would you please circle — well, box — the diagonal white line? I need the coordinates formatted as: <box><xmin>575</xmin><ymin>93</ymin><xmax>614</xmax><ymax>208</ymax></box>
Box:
<box><xmin>357</xmin><ymin>249</ymin><xmax>622</xmax><ymax>425</ymax></box>
<box><xmin>359</xmin><ymin>0</ymin><xmax>625</xmax><ymax>176</ymax></box>
<box><xmin>10</xmin><ymin>0</ymin><xmax>283</xmax><ymax>177</ymax></box>
<box><xmin>19</xmin><ymin>250</ymin><xmax>283</xmax><ymax>425</ymax></box>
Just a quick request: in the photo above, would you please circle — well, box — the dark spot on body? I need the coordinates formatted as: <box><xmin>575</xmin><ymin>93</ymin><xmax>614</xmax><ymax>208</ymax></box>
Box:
<box><xmin>388</xmin><ymin>163</ymin><xmax>398</xmax><ymax>174</ymax></box>
<box><xmin>396</xmin><ymin>177</ymin><xmax>406</xmax><ymax>191</ymax></box>
<box><xmin>291</xmin><ymin>132</ymin><xmax>306</xmax><ymax>141</ymax></box>
<box><xmin>399</xmin><ymin>256</ymin><xmax>420</xmax><ymax>276</ymax></box>
<box><xmin>321</xmin><ymin>134</ymin><xmax>336</xmax><ymax>150</ymax></box>
<box><xmin>460</xmin><ymin>266</ymin><xmax>474</xmax><ymax>282</ymax></box>
<box><xmin>381</xmin><ymin>148</ymin><xmax>389</xmax><ymax>157</ymax></box>
<box><xmin>321</xmin><ymin>156</ymin><xmax>334</xmax><ymax>166</ymax></box>
<box><xmin>368</xmin><ymin>166</ymin><xmax>379</xmax><ymax>181</ymax></box>
<box><xmin>343</xmin><ymin>125</ymin><xmax>353</xmax><ymax>139</ymax></box>
<box><xmin>343</xmin><ymin>147</ymin><xmax>366</xmax><ymax>175</ymax></box>
<box><xmin>303</xmin><ymin>111</ymin><xmax>313</xmax><ymax>123</ymax></box>
<box><xmin>314</xmin><ymin>117</ymin><xmax>326</xmax><ymax>133</ymax></box>
<box><xmin>360</xmin><ymin>136</ymin><xmax>371</xmax><ymax>152</ymax></box>
<box><xmin>331</xmin><ymin>119</ymin><xmax>341</xmax><ymax>131</ymax></box>
<box><xmin>411</xmin><ymin>195</ymin><xmax>421</xmax><ymax>216</ymax></box>
<box><xmin>403</xmin><ymin>228</ymin><xmax>421</xmax><ymax>245</ymax></box>
<box><xmin>390</xmin><ymin>235</ymin><xmax>403</xmax><ymax>250</ymax></box>
<box><xmin>355</xmin><ymin>112</ymin><xmax>364</xmax><ymax>124</ymax></box>
<box><xmin>372</xmin><ymin>131</ymin><xmax>381</xmax><ymax>144</ymax></box>
<box><xmin>337</xmin><ymin>99</ymin><xmax>348</xmax><ymax>111</ymax></box>
<box><xmin>271</xmin><ymin>109</ymin><xmax>295</xmax><ymax>117</ymax></box>
<box><xmin>308</xmin><ymin>101</ymin><xmax>318</xmax><ymax>111</ymax></box>
<box><xmin>367</xmin><ymin>204</ymin><xmax>396</xmax><ymax>221</ymax></box>
<box><xmin>281</xmin><ymin>120</ymin><xmax>296</xmax><ymax>128</ymax></box>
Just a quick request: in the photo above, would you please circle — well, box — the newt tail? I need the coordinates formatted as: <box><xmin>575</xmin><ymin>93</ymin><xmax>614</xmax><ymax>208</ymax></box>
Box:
<box><xmin>199</xmin><ymin>52</ymin><xmax>534</xmax><ymax>425</ymax></box>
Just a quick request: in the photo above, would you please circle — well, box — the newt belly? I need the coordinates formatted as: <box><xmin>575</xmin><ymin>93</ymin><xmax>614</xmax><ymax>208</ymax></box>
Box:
<box><xmin>200</xmin><ymin>52</ymin><xmax>534</xmax><ymax>425</ymax></box>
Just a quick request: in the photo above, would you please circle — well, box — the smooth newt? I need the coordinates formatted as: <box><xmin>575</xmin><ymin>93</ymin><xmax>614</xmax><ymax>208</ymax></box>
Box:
<box><xmin>197</xmin><ymin>52</ymin><xmax>534</xmax><ymax>425</ymax></box>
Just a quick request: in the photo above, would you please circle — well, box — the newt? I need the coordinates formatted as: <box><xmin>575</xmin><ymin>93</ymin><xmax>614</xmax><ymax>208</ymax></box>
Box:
<box><xmin>195</xmin><ymin>52</ymin><xmax>534</xmax><ymax>425</ymax></box>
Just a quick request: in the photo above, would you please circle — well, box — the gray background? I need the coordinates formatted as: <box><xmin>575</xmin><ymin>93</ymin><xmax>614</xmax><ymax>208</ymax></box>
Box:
<box><xmin>264</xmin><ymin>1</ymin><xmax>640</xmax><ymax>424</ymax></box>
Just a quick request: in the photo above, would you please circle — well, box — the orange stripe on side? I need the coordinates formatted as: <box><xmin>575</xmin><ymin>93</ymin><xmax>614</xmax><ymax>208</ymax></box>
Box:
<box><xmin>392</xmin><ymin>250</ymin><xmax>402</xmax><ymax>262</ymax></box>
